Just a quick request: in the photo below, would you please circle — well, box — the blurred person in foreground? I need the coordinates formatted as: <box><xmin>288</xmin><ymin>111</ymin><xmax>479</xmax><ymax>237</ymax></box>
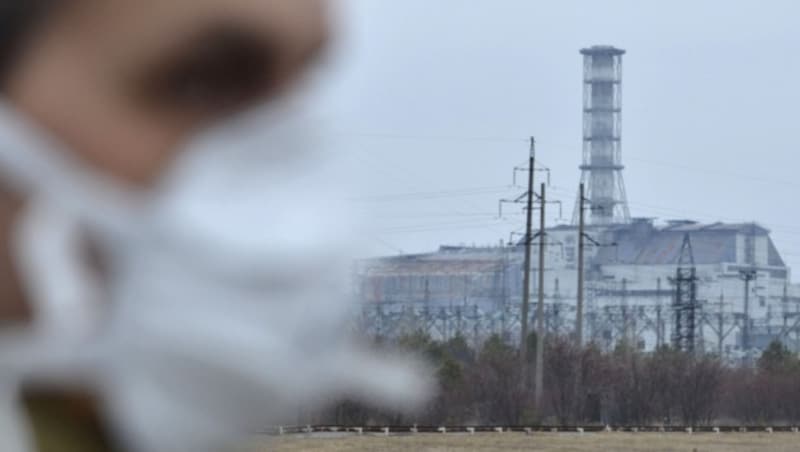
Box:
<box><xmin>0</xmin><ymin>1</ymin><xmax>429</xmax><ymax>451</ymax></box>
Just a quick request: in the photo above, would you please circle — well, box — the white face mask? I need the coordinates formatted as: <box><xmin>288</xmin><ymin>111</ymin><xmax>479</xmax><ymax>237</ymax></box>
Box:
<box><xmin>0</xmin><ymin>98</ymin><xmax>430</xmax><ymax>452</ymax></box>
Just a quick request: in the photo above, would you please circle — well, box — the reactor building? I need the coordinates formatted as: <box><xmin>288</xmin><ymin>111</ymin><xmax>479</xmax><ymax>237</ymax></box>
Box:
<box><xmin>354</xmin><ymin>46</ymin><xmax>800</xmax><ymax>360</ymax></box>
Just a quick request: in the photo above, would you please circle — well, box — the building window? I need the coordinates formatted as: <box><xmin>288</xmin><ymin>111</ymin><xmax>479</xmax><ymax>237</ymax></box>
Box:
<box><xmin>566</xmin><ymin>247</ymin><xmax>576</xmax><ymax>262</ymax></box>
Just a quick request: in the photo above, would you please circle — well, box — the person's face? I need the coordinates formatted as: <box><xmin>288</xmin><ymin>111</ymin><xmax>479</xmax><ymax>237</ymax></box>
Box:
<box><xmin>4</xmin><ymin>0</ymin><xmax>329</xmax><ymax>186</ymax></box>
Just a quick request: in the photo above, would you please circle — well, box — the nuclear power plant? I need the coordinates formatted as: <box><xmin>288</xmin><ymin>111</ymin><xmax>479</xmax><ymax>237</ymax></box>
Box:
<box><xmin>354</xmin><ymin>46</ymin><xmax>800</xmax><ymax>361</ymax></box>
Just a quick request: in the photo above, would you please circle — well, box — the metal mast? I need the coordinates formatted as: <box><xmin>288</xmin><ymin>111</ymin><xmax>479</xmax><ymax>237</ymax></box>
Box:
<box><xmin>534</xmin><ymin>183</ymin><xmax>546</xmax><ymax>414</ymax></box>
<box><xmin>519</xmin><ymin>138</ymin><xmax>535</xmax><ymax>387</ymax></box>
<box><xmin>672</xmin><ymin>233</ymin><xmax>699</xmax><ymax>353</ymax></box>
<box><xmin>739</xmin><ymin>223</ymin><xmax>758</xmax><ymax>365</ymax></box>
<box><xmin>575</xmin><ymin>183</ymin><xmax>586</xmax><ymax>347</ymax></box>
<box><xmin>575</xmin><ymin>45</ymin><xmax>630</xmax><ymax>226</ymax></box>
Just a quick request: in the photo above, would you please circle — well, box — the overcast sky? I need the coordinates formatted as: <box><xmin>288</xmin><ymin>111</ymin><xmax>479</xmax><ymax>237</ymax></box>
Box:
<box><xmin>317</xmin><ymin>1</ymin><xmax>800</xmax><ymax>277</ymax></box>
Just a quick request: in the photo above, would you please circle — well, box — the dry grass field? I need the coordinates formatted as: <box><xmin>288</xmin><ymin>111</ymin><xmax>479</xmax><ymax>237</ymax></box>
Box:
<box><xmin>244</xmin><ymin>432</ymin><xmax>800</xmax><ymax>452</ymax></box>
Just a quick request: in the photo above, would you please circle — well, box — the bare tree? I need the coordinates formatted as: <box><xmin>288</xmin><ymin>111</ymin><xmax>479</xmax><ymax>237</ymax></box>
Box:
<box><xmin>468</xmin><ymin>335</ymin><xmax>527</xmax><ymax>425</ymax></box>
<box><xmin>544</xmin><ymin>336</ymin><xmax>579</xmax><ymax>424</ymax></box>
<box><xmin>676</xmin><ymin>354</ymin><xmax>723</xmax><ymax>426</ymax></box>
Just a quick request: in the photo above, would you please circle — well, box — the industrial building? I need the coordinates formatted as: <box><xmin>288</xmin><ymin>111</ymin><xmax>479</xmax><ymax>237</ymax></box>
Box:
<box><xmin>354</xmin><ymin>46</ymin><xmax>800</xmax><ymax>360</ymax></box>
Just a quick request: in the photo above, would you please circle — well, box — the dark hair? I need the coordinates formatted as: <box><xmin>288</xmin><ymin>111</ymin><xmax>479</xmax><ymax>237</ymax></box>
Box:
<box><xmin>0</xmin><ymin>1</ymin><xmax>53</xmax><ymax>80</ymax></box>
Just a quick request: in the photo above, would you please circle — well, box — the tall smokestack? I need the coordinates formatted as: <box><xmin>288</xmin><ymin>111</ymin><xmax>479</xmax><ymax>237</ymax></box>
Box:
<box><xmin>576</xmin><ymin>45</ymin><xmax>631</xmax><ymax>225</ymax></box>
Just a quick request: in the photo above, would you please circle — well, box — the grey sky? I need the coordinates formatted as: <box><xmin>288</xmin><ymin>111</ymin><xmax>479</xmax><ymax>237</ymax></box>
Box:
<box><xmin>318</xmin><ymin>1</ymin><xmax>800</xmax><ymax>277</ymax></box>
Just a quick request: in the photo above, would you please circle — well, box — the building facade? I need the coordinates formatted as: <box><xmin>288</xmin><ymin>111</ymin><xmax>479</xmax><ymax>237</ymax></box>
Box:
<box><xmin>355</xmin><ymin>219</ymin><xmax>800</xmax><ymax>360</ymax></box>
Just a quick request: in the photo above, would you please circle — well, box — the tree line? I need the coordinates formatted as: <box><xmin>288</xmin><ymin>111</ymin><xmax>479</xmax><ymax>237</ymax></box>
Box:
<box><xmin>308</xmin><ymin>334</ymin><xmax>800</xmax><ymax>427</ymax></box>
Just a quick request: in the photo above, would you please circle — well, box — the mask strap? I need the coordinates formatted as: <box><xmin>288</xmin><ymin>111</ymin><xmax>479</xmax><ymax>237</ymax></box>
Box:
<box><xmin>12</xmin><ymin>200</ymin><xmax>102</xmax><ymax>338</ymax></box>
<box><xmin>0</xmin><ymin>103</ymin><xmax>144</xmax><ymax>234</ymax></box>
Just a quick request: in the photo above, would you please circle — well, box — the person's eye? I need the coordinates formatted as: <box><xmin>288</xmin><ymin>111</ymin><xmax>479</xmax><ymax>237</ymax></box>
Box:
<box><xmin>140</xmin><ymin>27</ymin><xmax>280</xmax><ymax>116</ymax></box>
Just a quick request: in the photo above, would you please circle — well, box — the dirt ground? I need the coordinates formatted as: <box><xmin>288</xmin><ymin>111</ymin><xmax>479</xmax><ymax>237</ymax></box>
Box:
<box><xmin>244</xmin><ymin>432</ymin><xmax>800</xmax><ymax>452</ymax></box>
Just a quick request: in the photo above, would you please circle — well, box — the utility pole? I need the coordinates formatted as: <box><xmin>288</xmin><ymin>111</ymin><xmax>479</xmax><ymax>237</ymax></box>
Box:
<box><xmin>718</xmin><ymin>292</ymin><xmax>725</xmax><ymax>357</ymax></box>
<box><xmin>740</xmin><ymin>223</ymin><xmax>757</xmax><ymax>365</ymax></box>
<box><xmin>739</xmin><ymin>269</ymin><xmax>756</xmax><ymax>364</ymax></box>
<box><xmin>572</xmin><ymin>183</ymin><xmax>586</xmax><ymax>423</ymax></box>
<box><xmin>576</xmin><ymin>183</ymin><xmax>586</xmax><ymax>347</ymax></box>
<box><xmin>656</xmin><ymin>278</ymin><xmax>663</xmax><ymax>348</ymax></box>
<box><xmin>519</xmin><ymin>137</ymin><xmax>536</xmax><ymax>387</ymax></box>
<box><xmin>534</xmin><ymin>183</ymin><xmax>546</xmax><ymax>412</ymax></box>
<box><xmin>796</xmin><ymin>296</ymin><xmax>799</xmax><ymax>354</ymax></box>
<box><xmin>622</xmin><ymin>278</ymin><xmax>630</xmax><ymax>347</ymax></box>
<box><xmin>784</xmin><ymin>283</ymin><xmax>800</xmax><ymax>353</ymax></box>
<box><xmin>552</xmin><ymin>278</ymin><xmax>562</xmax><ymax>335</ymax></box>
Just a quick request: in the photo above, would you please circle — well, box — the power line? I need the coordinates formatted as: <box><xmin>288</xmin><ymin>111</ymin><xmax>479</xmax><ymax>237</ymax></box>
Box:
<box><xmin>378</xmin><ymin>224</ymin><xmax>512</xmax><ymax>234</ymax></box>
<box><xmin>329</xmin><ymin>131</ymin><xmax>528</xmax><ymax>144</ymax></box>
<box><xmin>545</xmin><ymin>185</ymin><xmax>800</xmax><ymax>245</ymax></box>
<box><xmin>368</xmin><ymin>236</ymin><xmax>406</xmax><ymax>255</ymax></box>
<box><xmin>348</xmin><ymin>152</ymin><xmax>514</xmax><ymax>239</ymax></box>
<box><xmin>540</xmin><ymin>145</ymin><xmax>800</xmax><ymax>192</ymax></box>
<box><xmin>350</xmin><ymin>185</ymin><xmax>513</xmax><ymax>202</ymax></box>
<box><xmin>626</xmin><ymin>155</ymin><xmax>800</xmax><ymax>191</ymax></box>
<box><xmin>373</xmin><ymin>217</ymin><xmax>516</xmax><ymax>235</ymax></box>
<box><xmin>370</xmin><ymin>212</ymin><xmax>522</xmax><ymax>220</ymax></box>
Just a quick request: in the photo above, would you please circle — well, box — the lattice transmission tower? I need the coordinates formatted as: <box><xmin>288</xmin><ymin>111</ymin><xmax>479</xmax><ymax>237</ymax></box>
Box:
<box><xmin>672</xmin><ymin>233</ymin><xmax>700</xmax><ymax>353</ymax></box>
